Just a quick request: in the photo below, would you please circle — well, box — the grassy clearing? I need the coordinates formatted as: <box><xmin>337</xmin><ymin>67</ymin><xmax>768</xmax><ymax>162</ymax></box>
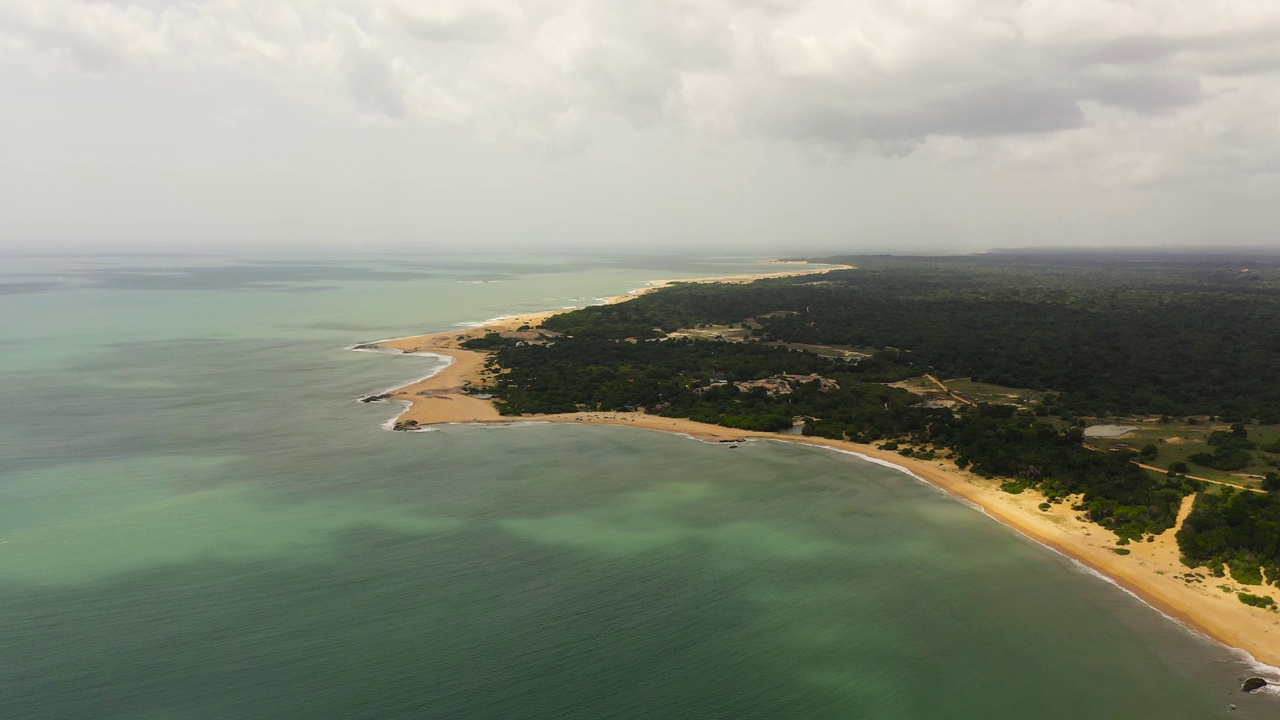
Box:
<box><xmin>772</xmin><ymin>342</ymin><xmax>871</xmax><ymax>360</ymax></box>
<box><xmin>666</xmin><ymin>323</ymin><xmax>755</xmax><ymax>341</ymax></box>
<box><xmin>1085</xmin><ymin>420</ymin><xmax>1279</xmax><ymax>490</ymax></box>
<box><xmin>942</xmin><ymin>379</ymin><xmax>1048</xmax><ymax>408</ymax></box>
<box><xmin>894</xmin><ymin>376</ymin><xmax>947</xmax><ymax>394</ymax></box>
<box><xmin>666</xmin><ymin>321</ymin><xmax>875</xmax><ymax>364</ymax></box>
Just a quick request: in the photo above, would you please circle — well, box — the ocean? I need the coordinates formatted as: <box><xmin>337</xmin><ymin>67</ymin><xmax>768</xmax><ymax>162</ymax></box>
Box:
<box><xmin>1</xmin><ymin>252</ymin><xmax>1275</xmax><ymax>719</ymax></box>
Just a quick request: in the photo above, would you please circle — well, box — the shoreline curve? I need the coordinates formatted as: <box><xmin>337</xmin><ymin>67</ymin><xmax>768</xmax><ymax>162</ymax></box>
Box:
<box><xmin>352</xmin><ymin>259</ymin><xmax>1280</xmax><ymax>675</ymax></box>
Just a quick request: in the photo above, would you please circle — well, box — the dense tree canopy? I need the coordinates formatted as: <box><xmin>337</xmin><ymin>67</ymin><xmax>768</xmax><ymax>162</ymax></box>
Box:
<box><xmin>543</xmin><ymin>256</ymin><xmax>1280</xmax><ymax>420</ymax></box>
<box><xmin>1178</xmin><ymin>489</ymin><xmax>1280</xmax><ymax>586</ymax></box>
<box><xmin>459</xmin><ymin>255</ymin><xmax>1280</xmax><ymax>539</ymax></box>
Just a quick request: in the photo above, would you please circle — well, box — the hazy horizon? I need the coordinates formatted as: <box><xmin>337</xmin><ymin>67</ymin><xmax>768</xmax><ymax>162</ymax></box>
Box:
<box><xmin>2</xmin><ymin>1</ymin><xmax>1278</xmax><ymax>254</ymax></box>
<box><xmin>5</xmin><ymin>245</ymin><xmax>1280</xmax><ymax>262</ymax></box>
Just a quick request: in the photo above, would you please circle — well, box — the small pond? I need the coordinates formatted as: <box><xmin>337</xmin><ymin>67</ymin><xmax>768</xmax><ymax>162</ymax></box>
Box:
<box><xmin>1083</xmin><ymin>424</ymin><xmax>1139</xmax><ymax>438</ymax></box>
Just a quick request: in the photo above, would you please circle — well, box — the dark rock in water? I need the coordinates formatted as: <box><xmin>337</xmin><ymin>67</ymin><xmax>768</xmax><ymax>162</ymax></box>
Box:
<box><xmin>1241</xmin><ymin>677</ymin><xmax>1268</xmax><ymax>693</ymax></box>
<box><xmin>392</xmin><ymin>419</ymin><xmax>419</xmax><ymax>431</ymax></box>
<box><xmin>352</xmin><ymin>343</ymin><xmax>377</xmax><ymax>350</ymax></box>
<box><xmin>360</xmin><ymin>393</ymin><xmax>390</xmax><ymax>403</ymax></box>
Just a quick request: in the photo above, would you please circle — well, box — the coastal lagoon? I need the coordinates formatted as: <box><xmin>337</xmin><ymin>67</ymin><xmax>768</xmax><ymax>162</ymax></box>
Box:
<box><xmin>1</xmin><ymin>254</ymin><xmax>1276</xmax><ymax>718</ymax></box>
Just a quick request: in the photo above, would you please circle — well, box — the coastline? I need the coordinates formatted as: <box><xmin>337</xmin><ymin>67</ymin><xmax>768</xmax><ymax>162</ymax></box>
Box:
<box><xmin>356</xmin><ymin>261</ymin><xmax>1280</xmax><ymax>674</ymax></box>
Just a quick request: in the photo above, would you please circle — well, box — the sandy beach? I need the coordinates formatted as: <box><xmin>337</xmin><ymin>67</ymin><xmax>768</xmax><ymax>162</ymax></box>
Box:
<box><xmin>362</xmin><ymin>264</ymin><xmax>847</xmax><ymax>430</ymax></box>
<box><xmin>359</xmin><ymin>263</ymin><xmax>1280</xmax><ymax>672</ymax></box>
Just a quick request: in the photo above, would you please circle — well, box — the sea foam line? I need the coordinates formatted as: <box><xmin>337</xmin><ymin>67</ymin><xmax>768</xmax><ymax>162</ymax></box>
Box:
<box><xmin>348</xmin><ymin>344</ymin><xmax>459</xmax><ymax>429</ymax></box>
<box><xmin>1041</xmin><ymin>542</ymin><xmax>1280</xmax><ymax>682</ymax></box>
<box><xmin>349</xmin><ymin>347</ymin><xmax>457</xmax><ymax>396</ymax></box>
<box><xmin>765</xmin><ymin>437</ymin><xmax>1280</xmax><ymax>682</ymax></box>
<box><xmin>802</xmin><ymin>443</ymin><xmax>976</xmax><ymax>505</ymax></box>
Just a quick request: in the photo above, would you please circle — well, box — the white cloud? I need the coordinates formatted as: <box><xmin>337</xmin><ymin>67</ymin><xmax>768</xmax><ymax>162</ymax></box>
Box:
<box><xmin>371</xmin><ymin>0</ymin><xmax>523</xmax><ymax>43</ymax></box>
<box><xmin>2</xmin><ymin>0</ymin><xmax>1279</xmax><ymax>187</ymax></box>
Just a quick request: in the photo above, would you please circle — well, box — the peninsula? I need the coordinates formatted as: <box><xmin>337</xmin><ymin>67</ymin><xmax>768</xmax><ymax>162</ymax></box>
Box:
<box><xmin>359</xmin><ymin>253</ymin><xmax>1280</xmax><ymax>672</ymax></box>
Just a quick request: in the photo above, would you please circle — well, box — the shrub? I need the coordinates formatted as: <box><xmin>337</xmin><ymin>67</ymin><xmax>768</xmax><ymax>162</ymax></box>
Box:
<box><xmin>1238</xmin><ymin>592</ymin><xmax>1276</xmax><ymax>609</ymax></box>
<box><xmin>1230</xmin><ymin>561</ymin><xmax>1264</xmax><ymax>586</ymax></box>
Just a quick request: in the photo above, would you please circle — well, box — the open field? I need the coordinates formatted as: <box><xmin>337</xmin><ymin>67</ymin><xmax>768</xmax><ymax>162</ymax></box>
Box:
<box><xmin>887</xmin><ymin>376</ymin><xmax>1279</xmax><ymax>491</ymax></box>
<box><xmin>1085</xmin><ymin>421</ymin><xmax>1280</xmax><ymax>490</ymax></box>
<box><xmin>770</xmin><ymin>341</ymin><xmax>871</xmax><ymax>360</ymax></box>
<box><xmin>667</xmin><ymin>323</ymin><xmax>755</xmax><ymax>342</ymax></box>
<box><xmin>889</xmin><ymin>376</ymin><xmax>1045</xmax><ymax>411</ymax></box>
<box><xmin>942</xmin><ymin>378</ymin><xmax>1049</xmax><ymax>409</ymax></box>
<box><xmin>667</xmin><ymin>325</ymin><xmax>874</xmax><ymax>362</ymax></box>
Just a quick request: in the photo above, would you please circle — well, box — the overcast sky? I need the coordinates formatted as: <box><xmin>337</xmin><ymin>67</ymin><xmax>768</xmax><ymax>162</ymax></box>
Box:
<box><xmin>2</xmin><ymin>0</ymin><xmax>1278</xmax><ymax>255</ymax></box>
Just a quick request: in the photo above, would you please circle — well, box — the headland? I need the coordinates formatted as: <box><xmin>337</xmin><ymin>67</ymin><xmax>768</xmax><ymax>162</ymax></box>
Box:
<box><xmin>355</xmin><ymin>261</ymin><xmax>1280</xmax><ymax>673</ymax></box>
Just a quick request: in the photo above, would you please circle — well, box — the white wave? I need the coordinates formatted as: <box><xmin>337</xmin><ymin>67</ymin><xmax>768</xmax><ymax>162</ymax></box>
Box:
<box><xmin>378</xmin><ymin>400</ymin><xmax>414</xmax><ymax>431</ymax></box>
<box><xmin>797</xmin><ymin>443</ymin><xmax>967</xmax><ymax>503</ymax></box>
<box><xmin>349</xmin><ymin>345</ymin><xmax>458</xmax><ymax>430</ymax></box>
<box><xmin>769</xmin><ymin>438</ymin><xmax>1280</xmax><ymax>671</ymax></box>
<box><xmin>1254</xmin><ymin>682</ymin><xmax>1280</xmax><ymax>696</ymax></box>
<box><xmin>346</xmin><ymin>344</ymin><xmax>405</xmax><ymax>355</ymax></box>
<box><xmin>454</xmin><ymin>315</ymin><xmax>518</xmax><ymax>328</ymax></box>
<box><xmin>1226</xmin><ymin>649</ymin><xmax>1280</xmax><ymax>686</ymax></box>
<box><xmin>360</xmin><ymin>352</ymin><xmax>455</xmax><ymax>399</ymax></box>
<box><xmin>671</xmin><ymin>434</ymin><xmax>754</xmax><ymax>446</ymax></box>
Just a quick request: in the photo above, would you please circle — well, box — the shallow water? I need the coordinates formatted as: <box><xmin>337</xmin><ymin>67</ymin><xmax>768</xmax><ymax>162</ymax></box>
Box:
<box><xmin>1</xmin><ymin>253</ymin><xmax>1275</xmax><ymax>719</ymax></box>
<box><xmin>1083</xmin><ymin>424</ymin><xmax>1140</xmax><ymax>438</ymax></box>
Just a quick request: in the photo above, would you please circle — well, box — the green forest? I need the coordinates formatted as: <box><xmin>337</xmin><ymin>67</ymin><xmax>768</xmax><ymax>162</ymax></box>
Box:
<box><xmin>543</xmin><ymin>255</ymin><xmax>1280</xmax><ymax>420</ymax></box>
<box><xmin>471</xmin><ymin>253</ymin><xmax>1280</xmax><ymax>572</ymax></box>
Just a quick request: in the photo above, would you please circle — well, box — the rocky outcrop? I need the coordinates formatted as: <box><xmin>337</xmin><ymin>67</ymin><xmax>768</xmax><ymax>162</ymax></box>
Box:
<box><xmin>392</xmin><ymin>419</ymin><xmax>419</xmax><ymax>431</ymax></box>
<box><xmin>360</xmin><ymin>393</ymin><xmax>390</xmax><ymax>403</ymax></box>
<box><xmin>1241</xmin><ymin>677</ymin><xmax>1268</xmax><ymax>693</ymax></box>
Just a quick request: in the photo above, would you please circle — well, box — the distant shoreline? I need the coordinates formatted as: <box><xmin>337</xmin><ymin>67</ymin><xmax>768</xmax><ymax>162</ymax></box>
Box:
<box><xmin>355</xmin><ymin>260</ymin><xmax>1280</xmax><ymax>674</ymax></box>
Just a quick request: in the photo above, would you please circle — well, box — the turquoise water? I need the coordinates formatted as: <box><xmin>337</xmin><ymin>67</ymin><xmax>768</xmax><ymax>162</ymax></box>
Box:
<box><xmin>1</xmin><ymin>253</ymin><xmax>1275</xmax><ymax>718</ymax></box>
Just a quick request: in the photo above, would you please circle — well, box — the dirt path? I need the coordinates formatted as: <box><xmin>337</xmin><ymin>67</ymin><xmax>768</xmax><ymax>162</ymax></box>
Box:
<box><xmin>924</xmin><ymin>374</ymin><xmax>977</xmax><ymax>407</ymax></box>
<box><xmin>919</xmin><ymin>378</ymin><xmax>1265</xmax><ymax>497</ymax></box>
<box><xmin>1172</xmin><ymin>493</ymin><xmax>1197</xmax><ymax>531</ymax></box>
<box><xmin>1134</xmin><ymin>462</ymin><xmax>1264</xmax><ymax>493</ymax></box>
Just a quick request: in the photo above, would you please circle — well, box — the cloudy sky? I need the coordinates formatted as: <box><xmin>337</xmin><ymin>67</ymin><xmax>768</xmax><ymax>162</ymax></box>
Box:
<box><xmin>2</xmin><ymin>0</ymin><xmax>1278</xmax><ymax>254</ymax></box>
